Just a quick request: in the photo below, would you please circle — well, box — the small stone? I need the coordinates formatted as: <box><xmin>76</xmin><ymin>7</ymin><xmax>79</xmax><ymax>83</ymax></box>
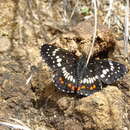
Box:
<box><xmin>57</xmin><ymin>97</ymin><xmax>71</xmax><ymax>110</ymax></box>
<box><xmin>64</xmin><ymin>119</ymin><xmax>83</xmax><ymax>130</ymax></box>
<box><xmin>0</xmin><ymin>37</ymin><xmax>11</xmax><ymax>52</ymax></box>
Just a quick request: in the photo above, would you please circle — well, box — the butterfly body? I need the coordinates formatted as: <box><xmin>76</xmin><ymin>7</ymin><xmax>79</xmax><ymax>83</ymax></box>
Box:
<box><xmin>41</xmin><ymin>44</ymin><xmax>127</xmax><ymax>96</ymax></box>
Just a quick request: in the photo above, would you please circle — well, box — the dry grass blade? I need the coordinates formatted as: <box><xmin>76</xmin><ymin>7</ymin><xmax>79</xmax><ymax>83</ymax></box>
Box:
<box><xmin>69</xmin><ymin>0</ymin><xmax>79</xmax><ymax>22</ymax></box>
<box><xmin>85</xmin><ymin>0</ymin><xmax>97</xmax><ymax>67</ymax></box>
<box><xmin>103</xmin><ymin>0</ymin><xmax>114</xmax><ymax>27</ymax></box>
<box><xmin>124</xmin><ymin>0</ymin><xmax>129</xmax><ymax>58</ymax></box>
<box><xmin>0</xmin><ymin>118</ymin><xmax>31</xmax><ymax>130</ymax></box>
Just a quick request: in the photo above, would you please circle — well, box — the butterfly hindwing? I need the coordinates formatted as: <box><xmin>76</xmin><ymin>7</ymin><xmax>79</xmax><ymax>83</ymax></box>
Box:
<box><xmin>53</xmin><ymin>71</ymin><xmax>77</xmax><ymax>94</ymax></box>
<box><xmin>76</xmin><ymin>60</ymin><xmax>102</xmax><ymax>96</ymax></box>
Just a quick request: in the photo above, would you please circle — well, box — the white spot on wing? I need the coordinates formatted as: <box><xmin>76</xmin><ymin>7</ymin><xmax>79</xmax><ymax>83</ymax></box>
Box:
<box><xmin>106</xmin><ymin>69</ymin><xmax>109</xmax><ymax>72</ymax></box>
<box><xmin>102</xmin><ymin>69</ymin><xmax>107</xmax><ymax>75</ymax></box>
<box><xmin>67</xmin><ymin>75</ymin><xmax>71</xmax><ymax>80</ymax></box>
<box><xmin>100</xmin><ymin>74</ymin><xmax>105</xmax><ymax>78</ymax></box>
<box><xmin>64</xmin><ymin>73</ymin><xmax>69</xmax><ymax>79</ymax></box>
<box><xmin>108</xmin><ymin>75</ymin><xmax>110</xmax><ymax>77</ymax></box>
<box><xmin>86</xmin><ymin>79</ymin><xmax>89</xmax><ymax>84</ymax></box>
<box><xmin>73</xmin><ymin>79</ymin><xmax>75</xmax><ymax>83</ymax></box>
<box><xmin>92</xmin><ymin>77</ymin><xmax>96</xmax><ymax>81</ymax></box>
<box><xmin>62</xmin><ymin>67</ymin><xmax>66</xmax><ymax>71</ymax></box>
<box><xmin>83</xmin><ymin>78</ymin><xmax>87</xmax><ymax>84</ymax></box>
<box><xmin>90</xmin><ymin>70</ymin><xmax>93</xmax><ymax>72</ymax></box>
<box><xmin>70</xmin><ymin>76</ymin><xmax>73</xmax><ymax>82</ymax></box>
<box><xmin>95</xmin><ymin>75</ymin><xmax>98</xmax><ymax>79</ymax></box>
<box><xmin>88</xmin><ymin>78</ymin><xmax>91</xmax><ymax>84</ymax></box>
<box><xmin>56</xmin><ymin>56</ymin><xmax>59</xmax><ymax>59</ymax></box>
<box><xmin>80</xmin><ymin>80</ymin><xmax>83</xmax><ymax>84</ymax></box>
<box><xmin>52</xmin><ymin>48</ymin><xmax>59</xmax><ymax>56</ymax></box>
<box><xmin>101</xmin><ymin>65</ymin><xmax>104</xmax><ymax>68</ymax></box>
<box><xmin>52</xmin><ymin>53</ymin><xmax>56</xmax><ymax>56</ymax></box>
<box><xmin>57</xmin><ymin>58</ymin><xmax>62</xmax><ymax>62</ymax></box>
<box><xmin>57</xmin><ymin>63</ymin><xmax>61</xmax><ymax>67</ymax></box>
<box><xmin>90</xmin><ymin>78</ymin><xmax>94</xmax><ymax>83</ymax></box>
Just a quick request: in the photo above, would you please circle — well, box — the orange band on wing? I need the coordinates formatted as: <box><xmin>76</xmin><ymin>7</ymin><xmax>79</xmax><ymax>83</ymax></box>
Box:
<box><xmin>59</xmin><ymin>77</ymin><xmax>64</xmax><ymax>84</ymax></box>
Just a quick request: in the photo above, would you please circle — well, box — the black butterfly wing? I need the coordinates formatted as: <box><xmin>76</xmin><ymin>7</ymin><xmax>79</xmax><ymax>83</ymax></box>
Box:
<box><xmin>41</xmin><ymin>44</ymin><xmax>78</xmax><ymax>71</ymax></box>
<box><xmin>41</xmin><ymin>44</ymin><xmax>128</xmax><ymax>96</ymax></box>
<box><xmin>76</xmin><ymin>58</ymin><xmax>127</xmax><ymax>96</ymax></box>
<box><xmin>95</xmin><ymin>60</ymin><xmax>127</xmax><ymax>84</ymax></box>
<box><xmin>76</xmin><ymin>61</ymin><xmax>102</xmax><ymax>96</ymax></box>
<box><xmin>53</xmin><ymin>71</ymin><xmax>78</xmax><ymax>94</ymax></box>
<box><xmin>40</xmin><ymin>44</ymin><xmax>78</xmax><ymax>93</ymax></box>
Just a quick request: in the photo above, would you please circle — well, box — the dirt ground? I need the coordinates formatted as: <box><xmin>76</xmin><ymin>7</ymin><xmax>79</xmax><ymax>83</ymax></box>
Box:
<box><xmin>0</xmin><ymin>0</ymin><xmax>130</xmax><ymax>130</ymax></box>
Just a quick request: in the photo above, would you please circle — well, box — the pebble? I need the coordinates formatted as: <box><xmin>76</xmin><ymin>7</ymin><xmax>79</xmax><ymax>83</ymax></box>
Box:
<box><xmin>0</xmin><ymin>37</ymin><xmax>11</xmax><ymax>52</ymax></box>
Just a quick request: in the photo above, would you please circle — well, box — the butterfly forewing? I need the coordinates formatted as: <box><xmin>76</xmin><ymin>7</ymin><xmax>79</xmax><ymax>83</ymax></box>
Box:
<box><xmin>41</xmin><ymin>44</ymin><xmax>78</xmax><ymax>71</ymax></box>
<box><xmin>95</xmin><ymin>60</ymin><xmax>127</xmax><ymax>84</ymax></box>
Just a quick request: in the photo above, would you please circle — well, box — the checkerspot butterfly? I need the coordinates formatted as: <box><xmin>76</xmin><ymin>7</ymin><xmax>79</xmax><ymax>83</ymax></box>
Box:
<box><xmin>40</xmin><ymin>44</ymin><xmax>127</xmax><ymax>96</ymax></box>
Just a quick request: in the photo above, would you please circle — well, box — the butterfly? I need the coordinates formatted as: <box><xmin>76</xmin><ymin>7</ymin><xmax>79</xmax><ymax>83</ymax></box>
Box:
<box><xmin>40</xmin><ymin>44</ymin><xmax>127</xmax><ymax>96</ymax></box>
